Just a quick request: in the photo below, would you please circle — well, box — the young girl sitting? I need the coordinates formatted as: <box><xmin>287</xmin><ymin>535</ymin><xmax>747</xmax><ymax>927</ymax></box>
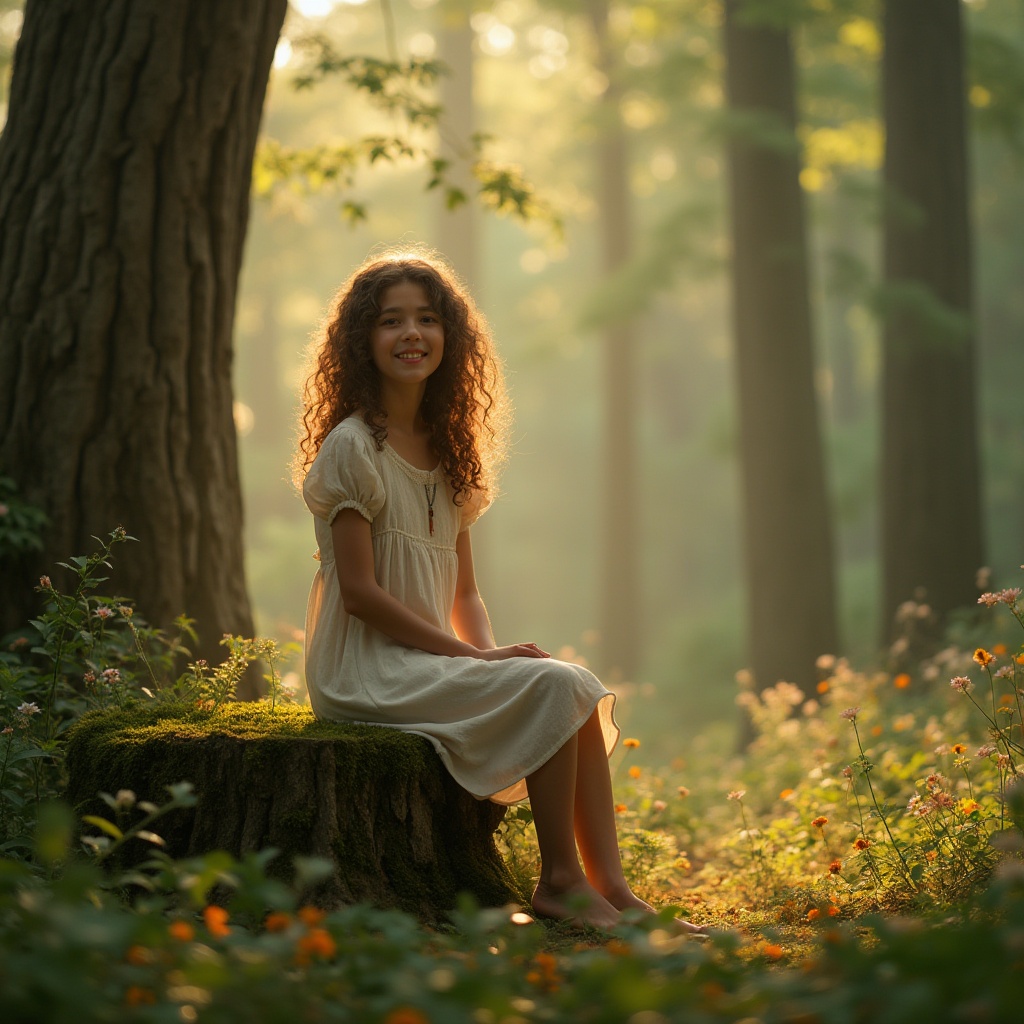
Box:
<box><xmin>295</xmin><ymin>249</ymin><xmax>697</xmax><ymax>932</ymax></box>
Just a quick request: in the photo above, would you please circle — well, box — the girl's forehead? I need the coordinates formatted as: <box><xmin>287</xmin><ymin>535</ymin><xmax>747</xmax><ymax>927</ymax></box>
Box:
<box><xmin>377</xmin><ymin>278</ymin><xmax>434</xmax><ymax>310</ymax></box>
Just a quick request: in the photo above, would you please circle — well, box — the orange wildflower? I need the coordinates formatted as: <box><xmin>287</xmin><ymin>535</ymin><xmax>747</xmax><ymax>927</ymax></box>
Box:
<box><xmin>124</xmin><ymin>986</ymin><xmax>156</xmax><ymax>1007</ymax></box>
<box><xmin>203</xmin><ymin>905</ymin><xmax>230</xmax><ymax>938</ymax></box>
<box><xmin>951</xmin><ymin>743</ymin><xmax>967</xmax><ymax>754</ymax></box>
<box><xmin>853</xmin><ymin>837</ymin><xmax>871</xmax><ymax>851</ymax></box>
<box><xmin>677</xmin><ymin>786</ymin><xmax>690</xmax><ymax>798</ymax></box>
<box><xmin>812</xmin><ymin>816</ymin><xmax>828</xmax><ymax>828</ymax></box>
<box><xmin>894</xmin><ymin>673</ymin><xmax>911</xmax><ymax>689</ymax></box>
<box><xmin>807</xmin><ymin>908</ymin><xmax>821</xmax><ymax>921</ymax></box>
<box><xmin>871</xmin><ymin>725</ymin><xmax>883</xmax><ymax>737</ymax></box>
<box><xmin>993</xmin><ymin>643</ymin><xmax>1008</xmax><ymax>656</ymax></box>
<box><xmin>168</xmin><ymin>919</ymin><xmax>194</xmax><ymax>942</ymax></box>
<box><xmin>295</xmin><ymin>927</ymin><xmax>337</xmax><ymax>966</ymax></box>
<box><xmin>124</xmin><ymin>945</ymin><xmax>152</xmax><ymax>966</ymax></box>
<box><xmin>623</xmin><ymin>737</ymin><xmax>641</xmax><ymax>749</ymax></box>
<box><xmin>383</xmin><ymin>1009</ymin><xmax>429</xmax><ymax>1024</ymax></box>
<box><xmin>779</xmin><ymin>788</ymin><xmax>794</xmax><ymax>799</ymax></box>
<box><xmin>974</xmin><ymin>648</ymin><xmax>994</xmax><ymax>667</ymax></box>
<box><xmin>959</xmin><ymin>798</ymin><xmax>980</xmax><ymax>815</ymax></box>
<box><xmin>264</xmin><ymin>912</ymin><xmax>292</xmax><ymax>933</ymax></box>
<box><xmin>763</xmin><ymin>943</ymin><xmax>784</xmax><ymax>960</ymax></box>
<box><xmin>526</xmin><ymin>951</ymin><xmax>560</xmax><ymax>991</ymax></box>
<box><xmin>816</xmin><ymin>681</ymin><xmax>830</xmax><ymax>694</ymax></box>
<box><xmin>615</xmin><ymin>803</ymin><xmax>628</xmax><ymax>813</ymax></box>
<box><xmin>827</xmin><ymin>905</ymin><xmax>839</xmax><ymax>917</ymax></box>
<box><xmin>1000</xmin><ymin>693</ymin><xmax>1015</xmax><ymax>706</ymax></box>
<box><xmin>828</xmin><ymin>859</ymin><xmax>842</xmax><ymax>875</ymax></box>
<box><xmin>297</xmin><ymin>906</ymin><xmax>326</xmax><ymax>927</ymax></box>
<box><xmin>628</xmin><ymin>765</ymin><xmax>642</xmax><ymax>779</ymax></box>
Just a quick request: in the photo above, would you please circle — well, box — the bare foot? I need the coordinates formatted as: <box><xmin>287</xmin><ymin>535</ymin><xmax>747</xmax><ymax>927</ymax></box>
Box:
<box><xmin>531</xmin><ymin>879</ymin><xmax>621</xmax><ymax>931</ymax></box>
<box><xmin>602</xmin><ymin>887</ymin><xmax>707</xmax><ymax>935</ymax></box>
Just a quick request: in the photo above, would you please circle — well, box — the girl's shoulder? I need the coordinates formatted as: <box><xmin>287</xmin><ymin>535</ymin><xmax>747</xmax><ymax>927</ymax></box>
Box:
<box><xmin>322</xmin><ymin>414</ymin><xmax>377</xmax><ymax>449</ymax></box>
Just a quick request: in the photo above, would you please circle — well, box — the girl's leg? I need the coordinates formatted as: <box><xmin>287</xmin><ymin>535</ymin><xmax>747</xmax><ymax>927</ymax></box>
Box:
<box><xmin>525</xmin><ymin>729</ymin><xmax>620</xmax><ymax>930</ymax></box>
<box><xmin>573</xmin><ymin>709</ymin><xmax>706</xmax><ymax>933</ymax></box>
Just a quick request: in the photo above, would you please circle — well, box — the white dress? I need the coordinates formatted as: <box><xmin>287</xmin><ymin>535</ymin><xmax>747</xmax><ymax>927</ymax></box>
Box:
<box><xmin>302</xmin><ymin>415</ymin><xmax>619</xmax><ymax>804</ymax></box>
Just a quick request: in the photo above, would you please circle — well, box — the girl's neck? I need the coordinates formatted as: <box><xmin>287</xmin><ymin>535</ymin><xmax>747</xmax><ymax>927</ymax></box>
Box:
<box><xmin>379</xmin><ymin>381</ymin><xmax>428</xmax><ymax>438</ymax></box>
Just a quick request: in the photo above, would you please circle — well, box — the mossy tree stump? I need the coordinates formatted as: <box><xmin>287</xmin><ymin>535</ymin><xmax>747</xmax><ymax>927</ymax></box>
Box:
<box><xmin>64</xmin><ymin>704</ymin><xmax>524</xmax><ymax>921</ymax></box>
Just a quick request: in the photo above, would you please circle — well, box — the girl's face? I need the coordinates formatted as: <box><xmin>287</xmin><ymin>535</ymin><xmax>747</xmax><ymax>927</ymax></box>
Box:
<box><xmin>369</xmin><ymin>280</ymin><xmax>445</xmax><ymax>390</ymax></box>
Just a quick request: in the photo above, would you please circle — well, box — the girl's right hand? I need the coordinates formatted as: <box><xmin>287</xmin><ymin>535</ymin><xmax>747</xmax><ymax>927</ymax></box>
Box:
<box><xmin>478</xmin><ymin>642</ymin><xmax>550</xmax><ymax>661</ymax></box>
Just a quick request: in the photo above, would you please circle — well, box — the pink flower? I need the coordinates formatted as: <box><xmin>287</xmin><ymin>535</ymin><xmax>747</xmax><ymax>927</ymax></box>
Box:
<box><xmin>38</xmin><ymin>575</ymin><xmax>52</xmax><ymax>590</ymax></box>
<box><xmin>94</xmin><ymin>606</ymin><xmax>114</xmax><ymax>620</ymax></box>
<box><xmin>83</xmin><ymin>671</ymin><xmax>96</xmax><ymax>684</ymax></box>
<box><xmin>16</xmin><ymin>702</ymin><xmax>40</xmax><ymax>716</ymax></box>
<box><xmin>978</xmin><ymin>592</ymin><xmax>1001</xmax><ymax>607</ymax></box>
<box><xmin>101</xmin><ymin>668</ymin><xmax>121</xmax><ymax>684</ymax></box>
<box><xmin>950</xmin><ymin>676</ymin><xmax>972</xmax><ymax>693</ymax></box>
<box><xmin>976</xmin><ymin>744</ymin><xmax>996</xmax><ymax>758</ymax></box>
<box><xmin>839</xmin><ymin>707</ymin><xmax>860</xmax><ymax>721</ymax></box>
<box><xmin>727</xmin><ymin>790</ymin><xmax>746</xmax><ymax>801</ymax></box>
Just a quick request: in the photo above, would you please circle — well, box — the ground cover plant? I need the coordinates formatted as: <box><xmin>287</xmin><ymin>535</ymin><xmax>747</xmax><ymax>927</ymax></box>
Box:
<box><xmin>1</xmin><ymin>530</ymin><xmax>1023</xmax><ymax>1022</ymax></box>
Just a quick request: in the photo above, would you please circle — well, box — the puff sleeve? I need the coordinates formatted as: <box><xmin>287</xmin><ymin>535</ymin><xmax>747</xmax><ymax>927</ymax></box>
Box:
<box><xmin>303</xmin><ymin>426</ymin><xmax>386</xmax><ymax>524</ymax></box>
<box><xmin>458</xmin><ymin>486</ymin><xmax>492</xmax><ymax>533</ymax></box>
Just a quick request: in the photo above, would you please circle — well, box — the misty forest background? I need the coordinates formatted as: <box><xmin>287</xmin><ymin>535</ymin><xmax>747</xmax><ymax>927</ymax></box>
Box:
<box><xmin>1</xmin><ymin>0</ymin><xmax>1022</xmax><ymax>759</ymax></box>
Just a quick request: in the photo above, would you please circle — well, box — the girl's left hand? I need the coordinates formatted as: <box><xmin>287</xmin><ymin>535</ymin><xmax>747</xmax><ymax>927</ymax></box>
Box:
<box><xmin>477</xmin><ymin>642</ymin><xmax>550</xmax><ymax>661</ymax></box>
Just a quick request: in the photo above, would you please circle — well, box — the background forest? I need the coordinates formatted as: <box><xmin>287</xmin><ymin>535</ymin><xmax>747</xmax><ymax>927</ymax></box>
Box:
<box><xmin>2</xmin><ymin>0</ymin><xmax>1023</xmax><ymax>752</ymax></box>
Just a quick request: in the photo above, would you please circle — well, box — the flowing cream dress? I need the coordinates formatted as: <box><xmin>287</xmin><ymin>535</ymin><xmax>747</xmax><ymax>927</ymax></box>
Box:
<box><xmin>303</xmin><ymin>415</ymin><xmax>619</xmax><ymax>804</ymax></box>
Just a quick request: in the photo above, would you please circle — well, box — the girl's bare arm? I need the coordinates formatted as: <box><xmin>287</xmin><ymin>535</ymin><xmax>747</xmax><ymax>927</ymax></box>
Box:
<box><xmin>331</xmin><ymin>509</ymin><xmax>547</xmax><ymax>661</ymax></box>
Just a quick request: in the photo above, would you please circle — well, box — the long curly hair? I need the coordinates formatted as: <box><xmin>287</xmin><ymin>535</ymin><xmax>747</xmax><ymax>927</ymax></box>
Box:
<box><xmin>294</xmin><ymin>249</ymin><xmax>510</xmax><ymax>506</ymax></box>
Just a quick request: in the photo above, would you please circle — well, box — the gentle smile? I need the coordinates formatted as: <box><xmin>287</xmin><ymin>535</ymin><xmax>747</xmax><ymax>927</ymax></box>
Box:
<box><xmin>397</xmin><ymin>352</ymin><xmax>426</xmax><ymax>360</ymax></box>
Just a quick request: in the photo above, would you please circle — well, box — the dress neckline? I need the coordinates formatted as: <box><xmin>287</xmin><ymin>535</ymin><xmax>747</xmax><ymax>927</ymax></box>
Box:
<box><xmin>382</xmin><ymin>441</ymin><xmax>443</xmax><ymax>481</ymax></box>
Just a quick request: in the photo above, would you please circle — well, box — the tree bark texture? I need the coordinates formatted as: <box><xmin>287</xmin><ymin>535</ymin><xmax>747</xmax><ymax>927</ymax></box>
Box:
<box><xmin>587</xmin><ymin>0</ymin><xmax>640</xmax><ymax>681</ymax></box>
<box><xmin>0</xmin><ymin>0</ymin><xmax>287</xmax><ymax>668</ymax></box>
<box><xmin>723</xmin><ymin>1</ymin><xmax>839</xmax><ymax>697</ymax></box>
<box><xmin>881</xmin><ymin>0</ymin><xmax>983</xmax><ymax>634</ymax></box>
<box><xmin>64</xmin><ymin>706</ymin><xmax>521</xmax><ymax>922</ymax></box>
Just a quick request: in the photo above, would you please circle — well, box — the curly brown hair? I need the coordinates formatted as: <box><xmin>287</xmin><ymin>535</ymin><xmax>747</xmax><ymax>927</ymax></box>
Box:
<box><xmin>294</xmin><ymin>249</ymin><xmax>510</xmax><ymax>506</ymax></box>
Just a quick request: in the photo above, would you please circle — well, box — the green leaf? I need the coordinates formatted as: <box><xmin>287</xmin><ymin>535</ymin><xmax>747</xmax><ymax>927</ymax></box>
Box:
<box><xmin>82</xmin><ymin>815</ymin><xmax>124</xmax><ymax>841</ymax></box>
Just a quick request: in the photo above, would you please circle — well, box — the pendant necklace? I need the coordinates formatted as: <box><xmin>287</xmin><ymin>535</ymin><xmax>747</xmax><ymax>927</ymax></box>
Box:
<box><xmin>424</xmin><ymin>482</ymin><xmax>438</xmax><ymax>535</ymax></box>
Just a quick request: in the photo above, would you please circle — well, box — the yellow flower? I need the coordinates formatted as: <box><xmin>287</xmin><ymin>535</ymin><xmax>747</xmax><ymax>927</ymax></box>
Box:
<box><xmin>628</xmin><ymin>765</ymin><xmax>642</xmax><ymax>779</ymax></box>
<box><xmin>974</xmin><ymin>648</ymin><xmax>995</xmax><ymax>667</ymax></box>
<box><xmin>959</xmin><ymin>798</ymin><xmax>980</xmax><ymax>815</ymax></box>
<box><xmin>623</xmin><ymin>737</ymin><xmax>640</xmax><ymax>749</ymax></box>
<box><xmin>951</xmin><ymin>743</ymin><xmax>967</xmax><ymax>755</ymax></box>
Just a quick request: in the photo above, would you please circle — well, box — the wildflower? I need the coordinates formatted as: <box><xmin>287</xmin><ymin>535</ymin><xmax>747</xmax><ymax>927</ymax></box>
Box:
<box><xmin>779</xmin><ymin>788</ymin><xmax>794</xmax><ymax>799</ymax></box>
<box><xmin>297</xmin><ymin>906</ymin><xmax>326</xmax><ymax>928</ymax></box>
<box><xmin>841</xmin><ymin>765</ymin><xmax>853</xmax><ymax>779</ymax></box>
<box><xmin>870</xmin><ymin>724</ymin><xmax>883</xmax><ymax>736</ymax></box>
<box><xmin>950</xmin><ymin>676</ymin><xmax>973</xmax><ymax>693</ymax></box>
<box><xmin>894</xmin><ymin>673</ymin><xmax>911</xmax><ymax>689</ymax></box>
<box><xmin>125</xmin><ymin>945</ymin><xmax>152</xmax><ymax>966</ymax></box>
<box><xmin>727</xmin><ymin>790</ymin><xmax>746</xmax><ymax>801</ymax></box>
<box><xmin>115</xmin><ymin>789</ymin><xmax>136</xmax><ymax>809</ymax></box>
<box><xmin>853</xmin><ymin>837</ymin><xmax>871</xmax><ymax>851</ymax></box>
<box><xmin>677</xmin><ymin>786</ymin><xmax>690</xmax><ymax>798</ymax></box>
<box><xmin>124</xmin><ymin>987</ymin><xmax>156</xmax><ymax>1007</ymax></box>
<box><xmin>925</xmin><ymin>849</ymin><xmax>938</xmax><ymax>862</ymax></box>
<box><xmin>83</xmin><ymin>670</ymin><xmax>96</xmax><ymax>684</ymax></box>
<box><xmin>615</xmin><ymin>803</ymin><xmax>628</xmax><ymax>813</ymax></box>
<box><xmin>628</xmin><ymin>765</ymin><xmax>642</xmax><ymax>779</ymax></box>
<box><xmin>932</xmin><ymin>792</ymin><xmax>955</xmax><ymax>809</ymax></box>
<box><xmin>828</xmin><ymin>905</ymin><xmax>840</xmax><ymax>917</ymax></box>
<box><xmin>816</xmin><ymin>680</ymin><xmax>830</xmax><ymax>694</ymax></box>
<box><xmin>1000</xmin><ymin>693</ymin><xmax>1015</xmax><ymax>706</ymax></box>
<box><xmin>295</xmin><ymin>927</ymin><xmax>337</xmax><ymax>965</ymax></box>
<box><xmin>39</xmin><ymin>575</ymin><xmax>52</xmax><ymax>590</ymax></box>
<box><xmin>997</xmin><ymin>753</ymin><xmax>1011</xmax><ymax>770</ymax></box>
<box><xmin>763</xmin><ymin>943</ymin><xmax>784</xmax><ymax>960</ymax></box>
<box><xmin>994</xmin><ymin>643</ymin><xmax>1009</xmax><ymax>656</ymax></box>
<box><xmin>1</xmin><ymin>726</ymin><xmax>12</xmax><ymax>736</ymax></box>
<box><xmin>526</xmin><ymin>951</ymin><xmax>560</xmax><ymax>991</ymax></box>
<box><xmin>623</xmin><ymin>737</ymin><xmax>640</xmax><ymax>749</ymax></box>
<box><xmin>16</xmin><ymin>702</ymin><xmax>40</xmax><ymax>716</ymax></box>
<box><xmin>953</xmin><ymin>756</ymin><xmax>969</xmax><ymax>769</ymax></box>
<box><xmin>101</xmin><ymin>668</ymin><xmax>121</xmax><ymax>684</ymax></box>
<box><xmin>168</xmin><ymin>920</ymin><xmax>195</xmax><ymax>942</ymax></box>
<box><xmin>959</xmin><ymin>798</ymin><xmax>980</xmax><ymax>815</ymax></box>
<box><xmin>839</xmin><ymin>707</ymin><xmax>860</xmax><ymax>721</ymax></box>
<box><xmin>807</xmin><ymin>908</ymin><xmax>821</xmax><ymax>921</ymax></box>
<box><xmin>995</xmin><ymin>665</ymin><xmax>1014</xmax><ymax>680</ymax></box>
<box><xmin>0</xmin><ymin>503</ymin><xmax>7</xmax><ymax>515</ymax></box>
<box><xmin>652</xmin><ymin>799</ymin><xmax>667</xmax><ymax>812</ymax></box>
<box><xmin>264</xmin><ymin>912</ymin><xmax>292</xmax><ymax>933</ymax></box>
<box><xmin>976</xmin><ymin>744</ymin><xmax>996</xmax><ymax>758</ymax></box>
<box><xmin>812</xmin><ymin>816</ymin><xmax>828</xmax><ymax>828</ymax></box>
<box><xmin>828</xmin><ymin>859</ymin><xmax>842</xmax><ymax>875</ymax></box>
<box><xmin>974</xmin><ymin>648</ymin><xmax>995</xmax><ymax>668</ymax></box>
<box><xmin>382</xmin><ymin>1010</ymin><xmax>429</xmax><ymax>1024</ymax></box>
<box><xmin>203</xmin><ymin>905</ymin><xmax>230</xmax><ymax>938</ymax></box>
<box><xmin>8</xmin><ymin>636</ymin><xmax>29</xmax><ymax>651</ymax></box>
<box><xmin>117</xmin><ymin>605</ymin><xmax>133</xmax><ymax>618</ymax></box>
<box><xmin>94</xmin><ymin>606</ymin><xmax>114</xmax><ymax>620</ymax></box>
<box><xmin>951</xmin><ymin>743</ymin><xmax>967</xmax><ymax>755</ymax></box>
<box><xmin>999</xmin><ymin>589</ymin><xmax>1022</xmax><ymax>606</ymax></box>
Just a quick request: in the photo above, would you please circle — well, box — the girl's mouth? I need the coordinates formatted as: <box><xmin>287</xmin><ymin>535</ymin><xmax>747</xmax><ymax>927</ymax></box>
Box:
<box><xmin>397</xmin><ymin>351</ymin><xmax>426</xmax><ymax>361</ymax></box>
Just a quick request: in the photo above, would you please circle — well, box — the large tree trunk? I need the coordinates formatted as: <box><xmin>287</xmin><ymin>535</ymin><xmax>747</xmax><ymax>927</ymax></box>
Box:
<box><xmin>587</xmin><ymin>0</ymin><xmax>640</xmax><ymax>681</ymax></box>
<box><xmin>880</xmin><ymin>0</ymin><xmax>983</xmax><ymax>634</ymax></box>
<box><xmin>723</xmin><ymin>1</ymin><xmax>839</xmax><ymax>699</ymax></box>
<box><xmin>0</xmin><ymin>0</ymin><xmax>287</xmax><ymax>671</ymax></box>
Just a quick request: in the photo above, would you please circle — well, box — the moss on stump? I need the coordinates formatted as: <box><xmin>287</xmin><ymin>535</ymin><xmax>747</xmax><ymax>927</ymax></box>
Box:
<box><xmin>64</xmin><ymin>703</ymin><xmax>524</xmax><ymax>921</ymax></box>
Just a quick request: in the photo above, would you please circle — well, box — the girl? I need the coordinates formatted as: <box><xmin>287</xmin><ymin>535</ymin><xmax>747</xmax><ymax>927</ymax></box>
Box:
<box><xmin>296</xmin><ymin>249</ymin><xmax>697</xmax><ymax>932</ymax></box>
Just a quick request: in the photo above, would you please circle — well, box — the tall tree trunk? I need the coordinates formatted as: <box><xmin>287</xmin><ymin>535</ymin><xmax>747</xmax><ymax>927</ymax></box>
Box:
<box><xmin>723</xmin><ymin>1</ymin><xmax>839</xmax><ymax>698</ymax></box>
<box><xmin>880</xmin><ymin>0</ymin><xmax>983</xmax><ymax>634</ymax></box>
<box><xmin>587</xmin><ymin>0</ymin><xmax>640</xmax><ymax>681</ymax></box>
<box><xmin>0</xmin><ymin>0</ymin><xmax>287</xmax><ymax>670</ymax></box>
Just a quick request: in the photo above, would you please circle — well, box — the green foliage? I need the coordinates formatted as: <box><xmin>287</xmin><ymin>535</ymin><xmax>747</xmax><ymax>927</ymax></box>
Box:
<box><xmin>0</xmin><ymin>475</ymin><xmax>47</xmax><ymax>560</ymax></box>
